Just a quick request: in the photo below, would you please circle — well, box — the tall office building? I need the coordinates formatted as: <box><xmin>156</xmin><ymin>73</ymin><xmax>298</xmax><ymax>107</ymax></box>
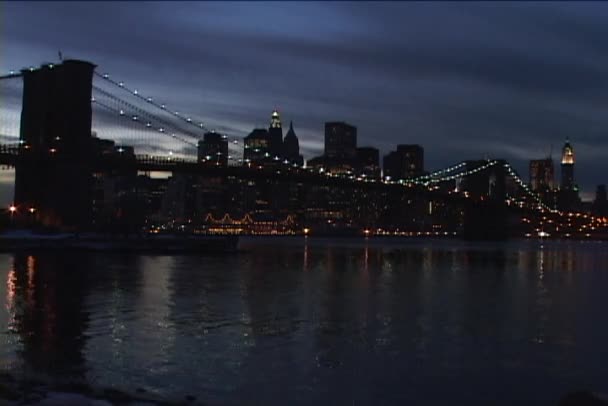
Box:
<box><xmin>383</xmin><ymin>144</ymin><xmax>424</xmax><ymax>180</ymax></box>
<box><xmin>561</xmin><ymin>139</ymin><xmax>575</xmax><ymax>190</ymax></box>
<box><xmin>593</xmin><ymin>185</ymin><xmax>607</xmax><ymax>217</ymax></box>
<box><xmin>355</xmin><ymin>147</ymin><xmax>380</xmax><ymax>178</ymax></box>
<box><xmin>244</xmin><ymin>128</ymin><xmax>271</xmax><ymax>165</ymax></box>
<box><xmin>198</xmin><ymin>131</ymin><xmax>228</xmax><ymax>167</ymax></box>
<box><xmin>558</xmin><ymin>139</ymin><xmax>580</xmax><ymax>211</ymax></box>
<box><xmin>324</xmin><ymin>122</ymin><xmax>357</xmax><ymax>160</ymax></box>
<box><xmin>268</xmin><ymin>110</ymin><xmax>283</xmax><ymax>158</ymax></box>
<box><xmin>529</xmin><ymin>158</ymin><xmax>554</xmax><ymax>191</ymax></box>
<box><xmin>282</xmin><ymin>121</ymin><xmax>303</xmax><ymax>166</ymax></box>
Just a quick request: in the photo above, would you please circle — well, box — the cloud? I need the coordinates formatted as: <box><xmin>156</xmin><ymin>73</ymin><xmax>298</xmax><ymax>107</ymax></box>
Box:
<box><xmin>2</xmin><ymin>1</ymin><xmax>608</xmax><ymax>194</ymax></box>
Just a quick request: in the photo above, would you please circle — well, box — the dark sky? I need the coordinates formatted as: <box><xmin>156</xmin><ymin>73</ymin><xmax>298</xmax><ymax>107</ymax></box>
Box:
<box><xmin>2</xmin><ymin>1</ymin><xmax>608</xmax><ymax>202</ymax></box>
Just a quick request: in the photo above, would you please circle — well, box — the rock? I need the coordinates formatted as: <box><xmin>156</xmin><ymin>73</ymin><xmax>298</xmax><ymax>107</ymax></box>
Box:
<box><xmin>559</xmin><ymin>391</ymin><xmax>608</xmax><ymax>406</ymax></box>
<box><xmin>55</xmin><ymin>381</ymin><xmax>93</xmax><ymax>395</ymax></box>
<box><xmin>102</xmin><ymin>387</ymin><xmax>135</xmax><ymax>403</ymax></box>
<box><xmin>0</xmin><ymin>381</ymin><xmax>20</xmax><ymax>401</ymax></box>
<box><xmin>35</xmin><ymin>392</ymin><xmax>111</xmax><ymax>405</ymax></box>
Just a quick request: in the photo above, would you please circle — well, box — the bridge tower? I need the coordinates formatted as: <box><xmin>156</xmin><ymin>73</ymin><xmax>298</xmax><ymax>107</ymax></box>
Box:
<box><xmin>14</xmin><ymin>60</ymin><xmax>96</xmax><ymax>230</ymax></box>
<box><xmin>461</xmin><ymin>160</ymin><xmax>509</xmax><ymax>241</ymax></box>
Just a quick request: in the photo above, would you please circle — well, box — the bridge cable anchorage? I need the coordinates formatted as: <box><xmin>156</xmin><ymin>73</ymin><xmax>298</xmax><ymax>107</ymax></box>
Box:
<box><xmin>93</xmin><ymin>71</ymin><xmax>214</xmax><ymax>135</ymax></box>
<box><xmin>92</xmin><ymin>97</ymin><xmax>198</xmax><ymax>148</ymax></box>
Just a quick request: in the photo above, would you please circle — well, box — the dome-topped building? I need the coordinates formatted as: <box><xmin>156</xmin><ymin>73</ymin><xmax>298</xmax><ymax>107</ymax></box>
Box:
<box><xmin>561</xmin><ymin>138</ymin><xmax>575</xmax><ymax>190</ymax></box>
<box><xmin>562</xmin><ymin>138</ymin><xmax>574</xmax><ymax>165</ymax></box>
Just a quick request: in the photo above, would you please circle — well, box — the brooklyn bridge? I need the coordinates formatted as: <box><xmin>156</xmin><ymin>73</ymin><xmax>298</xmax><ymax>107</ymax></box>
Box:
<box><xmin>0</xmin><ymin>59</ymin><xmax>606</xmax><ymax>240</ymax></box>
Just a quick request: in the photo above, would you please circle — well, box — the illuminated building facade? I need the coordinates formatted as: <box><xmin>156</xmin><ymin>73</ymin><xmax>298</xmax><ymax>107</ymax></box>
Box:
<box><xmin>558</xmin><ymin>139</ymin><xmax>580</xmax><ymax>211</ymax></box>
<box><xmin>198</xmin><ymin>131</ymin><xmax>228</xmax><ymax>167</ymax></box>
<box><xmin>244</xmin><ymin>129</ymin><xmax>271</xmax><ymax>165</ymax></box>
<box><xmin>529</xmin><ymin>158</ymin><xmax>554</xmax><ymax>191</ymax></box>
<box><xmin>200</xmin><ymin>212</ymin><xmax>297</xmax><ymax>235</ymax></box>
<box><xmin>561</xmin><ymin>139</ymin><xmax>575</xmax><ymax>190</ymax></box>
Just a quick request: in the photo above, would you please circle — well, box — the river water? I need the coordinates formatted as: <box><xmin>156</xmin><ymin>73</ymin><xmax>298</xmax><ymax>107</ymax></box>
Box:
<box><xmin>1</xmin><ymin>238</ymin><xmax>607</xmax><ymax>405</ymax></box>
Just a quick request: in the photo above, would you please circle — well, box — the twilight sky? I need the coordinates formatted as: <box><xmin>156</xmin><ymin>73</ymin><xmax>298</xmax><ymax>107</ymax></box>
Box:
<box><xmin>2</xmin><ymin>1</ymin><xmax>608</xmax><ymax>203</ymax></box>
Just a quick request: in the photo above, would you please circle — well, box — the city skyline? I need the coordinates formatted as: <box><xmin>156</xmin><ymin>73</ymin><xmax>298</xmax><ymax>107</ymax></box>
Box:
<box><xmin>2</xmin><ymin>2</ymin><xmax>608</xmax><ymax>203</ymax></box>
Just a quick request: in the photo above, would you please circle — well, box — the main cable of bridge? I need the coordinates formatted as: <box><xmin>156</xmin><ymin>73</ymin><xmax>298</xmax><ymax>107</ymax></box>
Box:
<box><xmin>0</xmin><ymin>73</ymin><xmax>23</xmax><ymax>81</ymax></box>
<box><xmin>93</xmin><ymin>68</ymin><xmax>245</xmax><ymax>163</ymax></box>
<box><xmin>503</xmin><ymin>162</ymin><xmax>558</xmax><ymax>213</ymax></box>
<box><xmin>404</xmin><ymin>160</ymin><xmax>498</xmax><ymax>187</ymax></box>
<box><xmin>92</xmin><ymin>96</ymin><xmax>198</xmax><ymax>148</ymax></box>
<box><xmin>410</xmin><ymin>161</ymin><xmax>468</xmax><ymax>183</ymax></box>
<box><xmin>93</xmin><ymin>70</ymin><xmax>214</xmax><ymax>136</ymax></box>
<box><xmin>92</xmin><ymin>85</ymin><xmax>202</xmax><ymax>143</ymax></box>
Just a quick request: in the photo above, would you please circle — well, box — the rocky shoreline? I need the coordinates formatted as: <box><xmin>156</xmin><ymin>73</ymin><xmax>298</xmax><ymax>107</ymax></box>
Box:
<box><xmin>2</xmin><ymin>371</ymin><xmax>607</xmax><ymax>405</ymax></box>
<box><xmin>0</xmin><ymin>372</ymin><xmax>203</xmax><ymax>405</ymax></box>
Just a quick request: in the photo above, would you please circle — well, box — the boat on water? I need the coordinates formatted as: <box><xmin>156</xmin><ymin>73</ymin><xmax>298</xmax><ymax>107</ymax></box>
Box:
<box><xmin>0</xmin><ymin>231</ymin><xmax>239</xmax><ymax>254</ymax></box>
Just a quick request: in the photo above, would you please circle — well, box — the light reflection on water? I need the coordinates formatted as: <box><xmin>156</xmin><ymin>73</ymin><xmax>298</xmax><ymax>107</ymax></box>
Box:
<box><xmin>1</xmin><ymin>238</ymin><xmax>608</xmax><ymax>405</ymax></box>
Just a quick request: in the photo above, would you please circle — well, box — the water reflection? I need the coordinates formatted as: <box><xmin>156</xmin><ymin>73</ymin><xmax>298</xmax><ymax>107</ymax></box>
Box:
<box><xmin>6</xmin><ymin>254</ymin><xmax>92</xmax><ymax>378</ymax></box>
<box><xmin>0</xmin><ymin>240</ymin><xmax>606</xmax><ymax>405</ymax></box>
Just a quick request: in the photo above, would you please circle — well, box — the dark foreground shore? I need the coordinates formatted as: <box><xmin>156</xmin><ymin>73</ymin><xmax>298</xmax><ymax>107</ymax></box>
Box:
<box><xmin>0</xmin><ymin>372</ymin><xmax>204</xmax><ymax>405</ymax></box>
<box><xmin>2</xmin><ymin>372</ymin><xmax>607</xmax><ymax>406</ymax></box>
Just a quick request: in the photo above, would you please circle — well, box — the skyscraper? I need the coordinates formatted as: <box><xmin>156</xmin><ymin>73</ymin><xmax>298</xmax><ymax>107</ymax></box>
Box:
<box><xmin>355</xmin><ymin>147</ymin><xmax>380</xmax><ymax>178</ymax></box>
<box><xmin>593</xmin><ymin>185</ymin><xmax>607</xmax><ymax>217</ymax></box>
<box><xmin>282</xmin><ymin>121</ymin><xmax>303</xmax><ymax>166</ymax></box>
<box><xmin>198</xmin><ymin>131</ymin><xmax>229</xmax><ymax>167</ymax></box>
<box><xmin>561</xmin><ymin>139</ymin><xmax>575</xmax><ymax>190</ymax></box>
<box><xmin>244</xmin><ymin>128</ymin><xmax>271</xmax><ymax>165</ymax></box>
<box><xmin>558</xmin><ymin>139</ymin><xmax>580</xmax><ymax>211</ymax></box>
<box><xmin>383</xmin><ymin>145</ymin><xmax>424</xmax><ymax>180</ymax></box>
<box><xmin>529</xmin><ymin>158</ymin><xmax>554</xmax><ymax>191</ymax></box>
<box><xmin>268</xmin><ymin>110</ymin><xmax>283</xmax><ymax>158</ymax></box>
<box><xmin>324</xmin><ymin>122</ymin><xmax>357</xmax><ymax>160</ymax></box>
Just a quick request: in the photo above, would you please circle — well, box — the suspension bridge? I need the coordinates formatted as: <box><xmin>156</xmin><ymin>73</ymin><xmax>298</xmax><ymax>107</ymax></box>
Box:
<box><xmin>0</xmin><ymin>59</ymin><xmax>606</xmax><ymax>238</ymax></box>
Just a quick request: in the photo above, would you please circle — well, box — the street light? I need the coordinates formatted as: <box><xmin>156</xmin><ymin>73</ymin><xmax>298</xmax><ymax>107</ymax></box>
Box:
<box><xmin>8</xmin><ymin>205</ymin><xmax>16</xmax><ymax>226</ymax></box>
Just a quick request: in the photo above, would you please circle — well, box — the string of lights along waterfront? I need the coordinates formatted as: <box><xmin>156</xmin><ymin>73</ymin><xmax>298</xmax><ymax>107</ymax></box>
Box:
<box><xmin>0</xmin><ymin>59</ymin><xmax>607</xmax><ymax>240</ymax></box>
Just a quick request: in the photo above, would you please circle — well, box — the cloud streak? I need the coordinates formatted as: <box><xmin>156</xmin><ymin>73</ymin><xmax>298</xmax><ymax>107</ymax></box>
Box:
<box><xmin>1</xmin><ymin>1</ymin><xmax>608</xmax><ymax>200</ymax></box>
